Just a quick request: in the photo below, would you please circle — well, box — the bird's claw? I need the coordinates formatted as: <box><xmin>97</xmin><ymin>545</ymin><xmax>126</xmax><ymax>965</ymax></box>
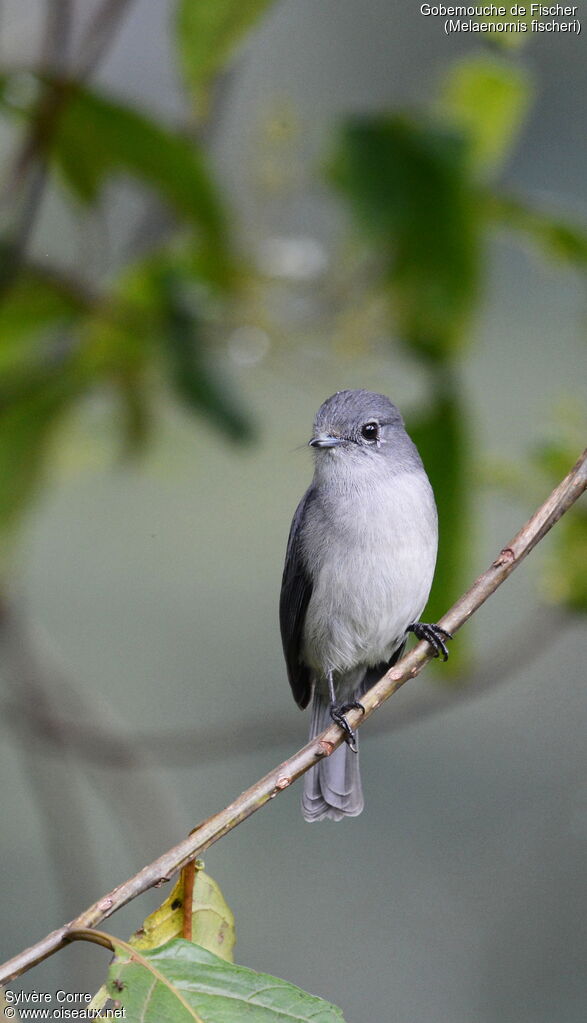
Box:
<box><xmin>407</xmin><ymin>622</ymin><xmax>452</xmax><ymax>661</ymax></box>
<box><xmin>330</xmin><ymin>701</ymin><xmax>364</xmax><ymax>753</ymax></box>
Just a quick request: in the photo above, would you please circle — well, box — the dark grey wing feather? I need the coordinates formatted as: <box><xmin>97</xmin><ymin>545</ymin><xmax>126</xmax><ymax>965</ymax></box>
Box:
<box><xmin>279</xmin><ymin>486</ymin><xmax>315</xmax><ymax>709</ymax></box>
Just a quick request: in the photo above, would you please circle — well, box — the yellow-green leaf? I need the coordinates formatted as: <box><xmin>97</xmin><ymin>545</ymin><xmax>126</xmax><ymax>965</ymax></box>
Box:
<box><xmin>130</xmin><ymin>865</ymin><xmax>236</xmax><ymax>963</ymax></box>
<box><xmin>439</xmin><ymin>56</ymin><xmax>532</xmax><ymax>177</ymax></box>
<box><xmin>475</xmin><ymin>10</ymin><xmax>542</xmax><ymax>50</ymax></box>
<box><xmin>330</xmin><ymin>116</ymin><xmax>480</xmax><ymax>360</ymax></box>
<box><xmin>0</xmin><ymin>272</ymin><xmax>86</xmax><ymax>374</ymax></box>
<box><xmin>175</xmin><ymin>0</ymin><xmax>276</xmax><ymax>96</ymax></box>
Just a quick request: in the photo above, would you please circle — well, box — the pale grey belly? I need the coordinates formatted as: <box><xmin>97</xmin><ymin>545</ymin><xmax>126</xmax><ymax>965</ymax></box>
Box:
<box><xmin>302</xmin><ymin>532</ymin><xmax>436</xmax><ymax>678</ymax></box>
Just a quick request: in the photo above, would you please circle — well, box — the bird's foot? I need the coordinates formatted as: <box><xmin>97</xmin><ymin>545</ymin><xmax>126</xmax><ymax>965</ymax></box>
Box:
<box><xmin>330</xmin><ymin>701</ymin><xmax>364</xmax><ymax>753</ymax></box>
<box><xmin>407</xmin><ymin>622</ymin><xmax>452</xmax><ymax>661</ymax></box>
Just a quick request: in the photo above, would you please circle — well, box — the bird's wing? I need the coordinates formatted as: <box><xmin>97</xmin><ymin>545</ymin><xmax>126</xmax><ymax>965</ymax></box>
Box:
<box><xmin>279</xmin><ymin>486</ymin><xmax>315</xmax><ymax>709</ymax></box>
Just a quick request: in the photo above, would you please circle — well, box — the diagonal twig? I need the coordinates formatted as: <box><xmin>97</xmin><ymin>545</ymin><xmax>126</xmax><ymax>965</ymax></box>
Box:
<box><xmin>74</xmin><ymin>0</ymin><xmax>136</xmax><ymax>79</ymax></box>
<box><xmin>1</xmin><ymin>604</ymin><xmax>573</xmax><ymax>766</ymax></box>
<box><xmin>0</xmin><ymin>448</ymin><xmax>585</xmax><ymax>985</ymax></box>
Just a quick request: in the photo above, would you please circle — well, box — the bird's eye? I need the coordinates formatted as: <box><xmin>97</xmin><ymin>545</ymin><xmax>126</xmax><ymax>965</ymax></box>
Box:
<box><xmin>361</xmin><ymin>421</ymin><xmax>379</xmax><ymax>442</ymax></box>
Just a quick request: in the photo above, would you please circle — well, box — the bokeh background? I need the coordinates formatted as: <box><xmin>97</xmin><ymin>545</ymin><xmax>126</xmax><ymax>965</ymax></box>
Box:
<box><xmin>0</xmin><ymin>2</ymin><xmax>585</xmax><ymax>1021</ymax></box>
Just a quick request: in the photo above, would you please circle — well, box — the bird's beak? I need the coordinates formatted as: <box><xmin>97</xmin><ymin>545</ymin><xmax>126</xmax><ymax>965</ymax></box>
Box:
<box><xmin>309</xmin><ymin>435</ymin><xmax>344</xmax><ymax>448</ymax></box>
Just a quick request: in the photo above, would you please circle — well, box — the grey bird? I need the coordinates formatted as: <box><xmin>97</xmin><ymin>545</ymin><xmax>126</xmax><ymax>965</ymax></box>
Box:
<box><xmin>280</xmin><ymin>389</ymin><xmax>450</xmax><ymax>822</ymax></box>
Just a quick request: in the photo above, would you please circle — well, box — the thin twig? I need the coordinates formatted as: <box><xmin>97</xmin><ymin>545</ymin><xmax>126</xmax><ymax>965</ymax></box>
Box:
<box><xmin>1</xmin><ymin>0</ymin><xmax>135</xmax><ymax>263</ymax></box>
<box><xmin>75</xmin><ymin>0</ymin><xmax>136</xmax><ymax>79</ymax></box>
<box><xmin>0</xmin><ymin>1</ymin><xmax>75</xmax><ymax>272</ymax></box>
<box><xmin>0</xmin><ymin>449</ymin><xmax>585</xmax><ymax>985</ymax></box>
<box><xmin>40</xmin><ymin>0</ymin><xmax>74</xmax><ymax>72</ymax></box>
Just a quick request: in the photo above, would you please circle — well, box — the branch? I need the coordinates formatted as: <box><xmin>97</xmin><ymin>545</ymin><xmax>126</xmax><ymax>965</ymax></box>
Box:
<box><xmin>1</xmin><ymin>449</ymin><xmax>585</xmax><ymax>985</ymax></box>
<box><xmin>3</xmin><ymin>605</ymin><xmax>571</xmax><ymax>766</ymax></box>
<box><xmin>0</xmin><ymin>0</ymin><xmax>136</xmax><ymax>288</ymax></box>
<box><xmin>0</xmin><ymin>2</ymin><xmax>74</xmax><ymax>271</ymax></box>
<box><xmin>74</xmin><ymin>0</ymin><xmax>137</xmax><ymax>79</ymax></box>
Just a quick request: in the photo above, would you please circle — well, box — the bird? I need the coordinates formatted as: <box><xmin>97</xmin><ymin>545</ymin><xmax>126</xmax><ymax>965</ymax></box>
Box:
<box><xmin>279</xmin><ymin>389</ymin><xmax>450</xmax><ymax>821</ymax></box>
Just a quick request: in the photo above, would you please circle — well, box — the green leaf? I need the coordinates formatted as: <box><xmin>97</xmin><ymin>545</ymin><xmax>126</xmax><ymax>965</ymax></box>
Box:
<box><xmin>482</xmin><ymin>407</ymin><xmax>586</xmax><ymax>614</ymax></box>
<box><xmin>175</xmin><ymin>0</ymin><xmax>276</xmax><ymax>96</ymax></box>
<box><xmin>0</xmin><ymin>271</ymin><xmax>86</xmax><ymax>374</ymax></box>
<box><xmin>439</xmin><ymin>56</ymin><xmax>532</xmax><ymax>177</ymax></box>
<box><xmin>533</xmin><ymin>437</ymin><xmax>587</xmax><ymax>613</ymax></box>
<box><xmin>80</xmin><ymin>252</ymin><xmax>253</xmax><ymax>444</ymax></box>
<box><xmin>157</xmin><ymin>268</ymin><xmax>253</xmax><ymax>442</ymax></box>
<box><xmin>330</xmin><ymin>116</ymin><xmax>479</xmax><ymax>360</ymax></box>
<box><xmin>542</xmin><ymin>506</ymin><xmax>587</xmax><ymax>613</ymax></box>
<box><xmin>489</xmin><ymin>194</ymin><xmax>587</xmax><ymax>270</ymax></box>
<box><xmin>130</xmin><ymin>864</ymin><xmax>236</xmax><ymax>963</ymax></box>
<box><xmin>107</xmin><ymin>939</ymin><xmax>346</xmax><ymax>1023</ymax></box>
<box><xmin>0</xmin><ymin>370</ymin><xmax>81</xmax><ymax>535</ymax></box>
<box><xmin>48</xmin><ymin>83</ymin><xmax>231</xmax><ymax>283</ymax></box>
<box><xmin>473</xmin><ymin>11</ymin><xmax>537</xmax><ymax>50</ymax></box>
<box><xmin>408</xmin><ymin>390</ymin><xmax>470</xmax><ymax>670</ymax></box>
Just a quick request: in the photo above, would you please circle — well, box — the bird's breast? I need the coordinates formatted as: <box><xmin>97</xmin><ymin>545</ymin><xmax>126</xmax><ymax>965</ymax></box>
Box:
<box><xmin>301</xmin><ymin>471</ymin><xmax>438</xmax><ymax>675</ymax></box>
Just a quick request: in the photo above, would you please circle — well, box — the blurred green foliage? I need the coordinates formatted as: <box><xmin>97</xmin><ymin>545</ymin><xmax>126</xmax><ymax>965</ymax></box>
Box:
<box><xmin>489</xmin><ymin>194</ymin><xmax>587</xmax><ymax>268</ymax></box>
<box><xmin>175</xmin><ymin>0</ymin><xmax>276</xmax><ymax>102</ymax></box>
<box><xmin>0</xmin><ymin>268</ymin><xmax>84</xmax><ymax>374</ymax></box>
<box><xmin>147</xmin><ymin>260</ymin><xmax>253</xmax><ymax>441</ymax></box>
<box><xmin>536</xmin><ymin>442</ymin><xmax>587</xmax><ymax>613</ymax></box>
<box><xmin>408</xmin><ymin>390</ymin><xmax>471</xmax><ymax>629</ymax></box>
<box><xmin>0</xmin><ymin>69</ymin><xmax>253</xmax><ymax>539</ymax></box>
<box><xmin>438</xmin><ymin>57</ymin><xmax>532</xmax><ymax>176</ymax></box>
<box><xmin>331</xmin><ymin>116</ymin><xmax>479</xmax><ymax>361</ymax></box>
<box><xmin>0</xmin><ymin>7</ymin><xmax>584</xmax><ymax>612</ymax></box>
<box><xmin>329</xmin><ymin>53</ymin><xmax>587</xmax><ymax>653</ymax></box>
<box><xmin>53</xmin><ymin>84</ymin><xmax>230</xmax><ymax>276</ymax></box>
<box><xmin>486</xmin><ymin>415</ymin><xmax>587</xmax><ymax>614</ymax></box>
<box><xmin>476</xmin><ymin>9</ymin><xmax>542</xmax><ymax>46</ymax></box>
<box><xmin>0</xmin><ymin>369</ymin><xmax>82</xmax><ymax>531</ymax></box>
<box><xmin>0</xmin><ymin>0</ymin><xmax>280</xmax><ymax>534</ymax></box>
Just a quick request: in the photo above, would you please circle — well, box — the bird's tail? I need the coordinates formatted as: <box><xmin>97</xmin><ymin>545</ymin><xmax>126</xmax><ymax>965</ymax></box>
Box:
<box><xmin>301</xmin><ymin>692</ymin><xmax>364</xmax><ymax>822</ymax></box>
